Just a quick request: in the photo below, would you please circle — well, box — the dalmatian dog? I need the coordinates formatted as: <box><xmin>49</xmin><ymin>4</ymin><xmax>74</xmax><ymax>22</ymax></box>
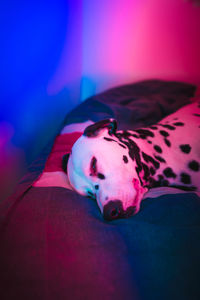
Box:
<box><xmin>63</xmin><ymin>101</ymin><xmax>200</xmax><ymax>220</ymax></box>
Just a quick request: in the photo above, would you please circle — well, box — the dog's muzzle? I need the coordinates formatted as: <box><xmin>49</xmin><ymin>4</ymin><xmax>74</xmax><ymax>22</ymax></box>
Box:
<box><xmin>103</xmin><ymin>200</ymin><xmax>136</xmax><ymax>221</ymax></box>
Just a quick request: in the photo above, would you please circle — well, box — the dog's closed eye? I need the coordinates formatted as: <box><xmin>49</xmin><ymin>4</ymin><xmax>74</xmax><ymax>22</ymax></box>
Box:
<box><xmin>90</xmin><ymin>156</ymin><xmax>97</xmax><ymax>176</ymax></box>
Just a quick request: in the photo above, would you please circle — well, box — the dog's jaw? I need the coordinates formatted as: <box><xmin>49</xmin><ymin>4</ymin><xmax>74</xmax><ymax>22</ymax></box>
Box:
<box><xmin>132</xmin><ymin>178</ymin><xmax>148</xmax><ymax>213</ymax></box>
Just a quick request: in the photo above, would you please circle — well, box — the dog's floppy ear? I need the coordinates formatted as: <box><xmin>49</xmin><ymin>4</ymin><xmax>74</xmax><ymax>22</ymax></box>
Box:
<box><xmin>84</xmin><ymin>118</ymin><xmax>117</xmax><ymax>137</ymax></box>
<box><xmin>62</xmin><ymin>153</ymin><xmax>70</xmax><ymax>173</ymax></box>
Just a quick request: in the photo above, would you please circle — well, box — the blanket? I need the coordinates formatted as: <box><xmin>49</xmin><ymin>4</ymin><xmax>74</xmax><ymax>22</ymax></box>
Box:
<box><xmin>0</xmin><ymin>80</ymin><xmax>199</xmax><ymax>300</ymax></box>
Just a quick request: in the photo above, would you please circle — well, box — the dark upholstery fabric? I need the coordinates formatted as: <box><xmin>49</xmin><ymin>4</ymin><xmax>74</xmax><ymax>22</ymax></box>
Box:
<box><xmin>0</xmin><ymin>80</ymin><xmax>199</xmax><ymax>300</ymax></box>
<box><xmin>64</xmin><ymin>79</ymin><xmax>196</xmax><ymax>129</ymax></box>
<box><xmin>1</xmin><ymin>188</ymin><xmax>200</xmax><ymax>300</ymax></box>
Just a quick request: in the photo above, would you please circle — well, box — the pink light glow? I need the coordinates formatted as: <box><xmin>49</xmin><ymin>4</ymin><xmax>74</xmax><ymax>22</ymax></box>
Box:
<box><xmin>48</xmin><ymin>0</ymin><xmax>200</xmax><ymax>100</ymax></box>
<box><xmin>130</xmin><ymin>0</ymin><xmax>200</xmax><ymax>80</ymax></box>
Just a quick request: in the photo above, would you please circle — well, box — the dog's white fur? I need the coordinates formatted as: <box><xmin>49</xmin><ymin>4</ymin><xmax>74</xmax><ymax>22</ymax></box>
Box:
<box><xmin>67</xmin><ymin>102</ymin><xmax>200</xmax><ymax>216</ymax></box>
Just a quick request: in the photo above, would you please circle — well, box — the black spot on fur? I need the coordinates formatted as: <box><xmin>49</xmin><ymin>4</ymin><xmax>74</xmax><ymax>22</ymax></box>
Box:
<box><xmin>115</xmin><ymin>133</ymin><xmax>143</xmax><ymax>175</ymax></box>
<box><xmin>163</xmin><ymin>167</ymin><xmax>177</xmax><ymax>178</ymax></box>
<box><xmin>148</xmin><ymin>140</ymin><xmax>152</xmax><ymax>144</ymax></box>
<box><xmin>123</xmin><ymin>131</ymin><xmax>132</xmax><ymax>136</ymax></box>
<box><xmin>132</xmin><ymin>134</ymin><xmax>139</xmax><ymax>138</ymax></box>
<box><xmin>188</xmin><ymin>160</ymin><xmax>199</xmax><ymax>172</ymax></box>
<box><xmin>173</xmin><ymin>122</ymin><xmax>184</xmax><ymax>126</ymax></box>
<box><xmin>141</xmin><ymin>163</ymin><xmax>150</xmax><ymax>181</ymax></box>
<box><xmin>104</xmin><ymin>137</ymin><xmax>126</xmax><ymax>149</ymax></box>
<box><xmin>123</xmin><ymin>155</ymin><xmax>128</xmax><ymax>163</ymax></box>
<box><xmin>95</xmin><ymin>185</ymin><xmax>99</xmax><ymax>190</ymax></box>
<box><xmin>139</xmin><ymin>135</ymin><xmax>147</xmax><ymax>139</ymax></box>
<box><xmin>148</xmin><ymin>177</ymin><xmax>157</xmax><ymax>187</ymax></box>
<box><xmin>104</xmin><ymin>137</ymin><xmax>115</xmax><ymax>142</ymax></box>
<box><xmin>149</xmin><ymin>126</ymin><xmax>158</xmax><ymax>130</ymax></box>
<box><xmin>98</xmin><ymin>173</ymin><xmax>105</xmax><ymax>180</ymax></box>
<box><xmin>164</xmin><ymin>138</ymin><xmax>171</xmax><ymax>147</ymax></box>
<box><xmin>160</xmin><ymin>124</ymin><xmax>176</xmax><ymax>130</ymax></box>
<box><xmin>135</xmin><ymin>129</ymin><xmax>154</xmax><ymax>138</ymax></box>
<box><xmin>150</xmin><ymin>167</ymin><xmax>156</xmax><ymax>175</ymax></box>
<box><xmin>155</xmin><ymin>175</ymin><xmax>169</xmax><ymax>187</ymax></box>
<box><xmin>142</xmin><ymin>152</ymin><xmax>160</xmax><ymax>169</ymax></box>
<box><xmin>159</xmin><ymin>130</ymin><xmax>169</xmax><ymax>137</ymax></box>
<box><xmin>180</xmin><ymin>144</ymin><xmax>191</xmax><ymax>154</ymax></box>
<box><xmin>118</xmin><ymin>143</ymin><xmax>126</xmax><ymax>149</ymax></box>
<box><xmin>180</xmin><ymin>173</ymin><xmax>191</xmax><ymax>184</ymax></box>
<box><xmin>193</xmin><ymin>113</ymin><xmax>200</xmax><ymax>117</ymax></box>
<box><xmin>154</xmin><ymin>155</ymin><xmax>166</xmax><ymax>163</ymax></box>
<box><xmin>154</xmin><ymin>145</ymin><xmax>162</xmax><ymax>153</ymax></box>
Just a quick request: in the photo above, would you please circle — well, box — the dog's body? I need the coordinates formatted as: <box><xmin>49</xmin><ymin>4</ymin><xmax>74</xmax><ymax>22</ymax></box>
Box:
<box><xmin>66</xmin><ymin>102</ymin><xmax>200</xmax><ymax>220</ymax></box>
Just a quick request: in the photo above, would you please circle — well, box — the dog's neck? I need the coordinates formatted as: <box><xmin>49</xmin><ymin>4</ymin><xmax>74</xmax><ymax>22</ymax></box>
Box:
<box><xmin>114</xmin><ymin>129</ymin><xmax>159</xmax><ymax>188</ymax></box>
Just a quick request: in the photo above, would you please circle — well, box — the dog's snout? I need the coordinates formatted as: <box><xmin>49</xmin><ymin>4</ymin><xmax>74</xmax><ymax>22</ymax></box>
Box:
<box><xmin>103</xmin><ymin>200</ymin><xmax>137</xmax><ymax>220</ymax></box>
<box><xmin>103</xmin><ymin>200</ymin><xmax>123</xmax><ymax>221</ymax></box>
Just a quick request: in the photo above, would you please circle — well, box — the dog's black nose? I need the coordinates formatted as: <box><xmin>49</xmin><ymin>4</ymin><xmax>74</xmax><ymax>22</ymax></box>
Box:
<box><xmin>103</xmin><ymin>200</ymin><xmax>123</xmax><ymax>221</ymax></box>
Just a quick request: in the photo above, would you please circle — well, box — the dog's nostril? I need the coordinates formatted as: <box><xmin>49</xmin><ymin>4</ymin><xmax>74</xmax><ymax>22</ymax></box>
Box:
<box><xmin>110</xmin><ymin>208</ymin><xmax>119</xmax><ymax>217</ymax></box>
<box><xmin>103</xmin><ymin>200</ymin><xmax>123</xmax><ymax>221</ymax></box>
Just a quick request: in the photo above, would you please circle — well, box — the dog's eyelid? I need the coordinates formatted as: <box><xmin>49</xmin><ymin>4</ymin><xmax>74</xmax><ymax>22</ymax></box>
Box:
<box><xmin>90</xmin><ymin>156</ymin><xmax>98</xmax><ymax>175</ymax></box>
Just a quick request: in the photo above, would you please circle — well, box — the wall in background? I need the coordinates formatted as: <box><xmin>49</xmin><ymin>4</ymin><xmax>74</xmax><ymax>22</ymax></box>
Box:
<box><xmin>0</xmin><ymin>0</ymin><xmax>82</xmax><ymax>200</ymax></box>
<box><xmin>49</xmin><ymin>0</ymin><xmax>200</xmax><ymax>100</ymax></box>
<box><xmin>0</xmin><ymin>0</ymin><xmax>200</xmax><ymax>200</ymax></box>
<box><xmin>81</xmin><ymin>0</ymin><xmax>200</xmax><ymax>99</ymax></box>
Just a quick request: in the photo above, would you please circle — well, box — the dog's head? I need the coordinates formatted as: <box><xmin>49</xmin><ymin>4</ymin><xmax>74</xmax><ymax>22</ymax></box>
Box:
<box><xmin>63</xmin><ymin>119</ymin><xmax>147</xmax><ymax>220</ymax></box>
